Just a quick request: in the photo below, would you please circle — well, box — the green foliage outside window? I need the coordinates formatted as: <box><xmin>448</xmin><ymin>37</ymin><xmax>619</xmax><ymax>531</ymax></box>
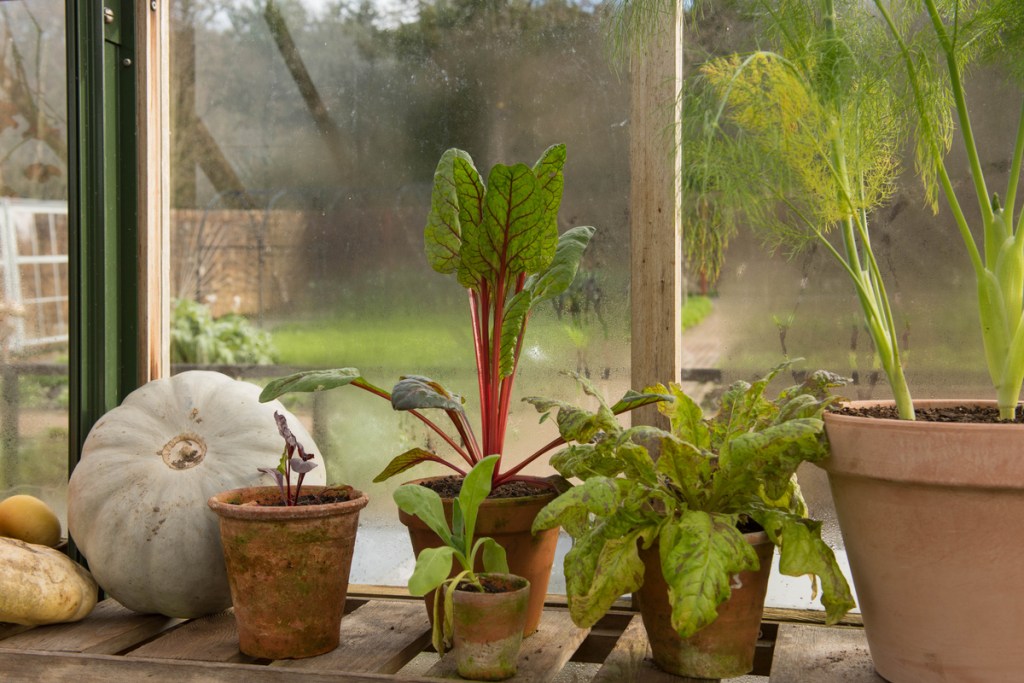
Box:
<box><xmin>170</xmin><ymin>298</ymin><xmax>277</xmax><ymax>365</ymax></box>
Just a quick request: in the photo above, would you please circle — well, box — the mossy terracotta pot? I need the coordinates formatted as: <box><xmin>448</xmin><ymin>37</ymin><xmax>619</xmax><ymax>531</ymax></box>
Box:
<box><xmin>823</xmin><ymin>401</ymin><xmax>1024</xmax><ymax>683</ymax></box>
<box><xmin>207</xmin><ymin>485</ymin><xmax>368</xmax><ymax>659</ymax></box>
<box><xmin>398</xmin><ymin>478</ymin><xmax>559</xmax><ymax>636</ymax></box>
<box><xmin>636</xmin><ymin>530</ymin><xmax>773</xmax><ymax>678</ymax></box>
<box><xmin>452</xmin><ymin>573</ymin><xmax>530</xmax><ymax>681</ymax></box>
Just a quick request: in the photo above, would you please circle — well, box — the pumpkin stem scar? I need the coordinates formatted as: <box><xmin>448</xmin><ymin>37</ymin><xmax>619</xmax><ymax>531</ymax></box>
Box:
<box><xmin>161</xmin><ymin>433</ymin><xmax>208</xmax><ymax>470</ymax></box>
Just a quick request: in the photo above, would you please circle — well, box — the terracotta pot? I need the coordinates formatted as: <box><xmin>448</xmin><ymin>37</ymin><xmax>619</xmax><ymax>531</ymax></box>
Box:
<box><xmin>207</xmin><ymin>485</ymin><xmax>368</xmax><ymax>659</ymax></box>
<box><xmin>636</xmin><ymin>530</ymin><xmax>773</xmax><ymax>678</ymax></box>
<box><xmin>823</xmin><ymin>400</ymin><xmax>1024</xmax><ymax>683</ymax></box>
<box><xmin>452</xmin><ymin>573</ymin><xmax>530</xmax><ymax>681</ymax></box>
<box><xmin>398</xmin><ymin>478</ymin><xmax>559</xmax><ymax>636</ymax></box>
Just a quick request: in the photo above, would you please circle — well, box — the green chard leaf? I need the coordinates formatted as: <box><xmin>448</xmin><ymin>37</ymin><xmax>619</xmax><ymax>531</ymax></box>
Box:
<box><xmin>499</xmin><ymin>226</ymin><xmax>596</xmax><ymax>377</ymax></box>
<box><xmin>259</xmin><ymin>368</ymin><xmax>367</xmax><ymax>402</ymax></box>
<box><xmin>460</xmin><ymin>162</ymin><xmax>552</xmax><ymax>287</ymax></box>
<box><xmin>452</xmin><ymin>155</ymin><xmax>486</xmax><ymax>290</ymax></box>
<box><xmin>390</xmin><ymin>375</ymin><xmax>465</xmax><ymax>413</ymax></box>
<box><xmin>373</xmin><ymin>448</ymin><xmax>449</xmax><ymax>483</ymax></box>
<box><xmin>498</xmin><ymin>289</ymin><xmax>533</xmax><ymax>378</ymax></box>
<box><xmin>532</xmin><ymin>143</ymin><xmax>567</xmax><ymax>236</ymax></box>
<box><xmin>659</xmin><ymin>511</ymin><xmax>760</xmax><ymax>638</ymax></box>
<box><xmin>524</xmin><ymin>225</ymin><xmax>596</xmax><ymax>302</ymax></box>
<box><xmin>425</xmin><ymin>148</ymin><xmax>475</xmax><ymax>275</ymax></box>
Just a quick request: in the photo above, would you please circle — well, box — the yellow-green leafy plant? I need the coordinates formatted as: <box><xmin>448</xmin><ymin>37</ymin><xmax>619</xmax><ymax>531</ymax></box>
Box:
<box><xmin>530</xmin><ymin>362</ymin><xmax>854</xmax><ymax>636</ymax></box>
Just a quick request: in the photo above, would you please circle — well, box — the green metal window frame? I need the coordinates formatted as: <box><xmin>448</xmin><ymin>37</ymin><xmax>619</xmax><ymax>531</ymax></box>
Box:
<box><xmin>67</xmin><ymin>0</ymin><xmax>141</xmax><ymax>475</ymax></box>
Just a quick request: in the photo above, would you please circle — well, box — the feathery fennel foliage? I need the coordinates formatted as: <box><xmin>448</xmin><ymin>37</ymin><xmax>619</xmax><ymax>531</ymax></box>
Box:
<box><xmin>689</xmin><ymin>0</ymin><xmax>915</xmax><ymax>417</ymax></box>
<box><xmin>622</xmin><ymin>0</ymin><xmax>1024</xmax><ymax>419</ymax></box>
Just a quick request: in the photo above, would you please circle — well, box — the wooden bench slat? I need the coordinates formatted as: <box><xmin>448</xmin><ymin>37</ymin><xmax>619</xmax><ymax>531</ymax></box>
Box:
<box><xmin>0</xmin><ymin>594</ymin><xmax>879</xmax><ymax>681</ymax></box>
<box><xmin>271</xmin><ymin>599</ymin><xmax>431</xmax><ymax>674</ymax></box>
<box><xmin>424</xmin><ymin>608</ymin><xmax>590</xmax><ymax>682</ymax></box>
<box><xmin>125</xmin><ymin>609</ymin><xmax>255</xmax><ymax>663</ymax></box>
<box><xmin>770</xmin><ymin>623</ymin><xmax>883</xmax><ymax>682</ymax></box>
<box><xmin>0</xmin><ymin>649</ymin><xmax>444</xmax><ymax>683</ymax></box>
<box><xmin>592</xmin><ymin>614</ymin><xmax>707</xmax><ymax>683</ymax></box>
<box><xmin>0</xmin><ymin>623</ymin><xmax>33</xmax><ymax>641</ymax></box>
<box><xmin>0</xmin><ymin>599</ymin><xmax>181</xmax><ymax>655</ymax></box>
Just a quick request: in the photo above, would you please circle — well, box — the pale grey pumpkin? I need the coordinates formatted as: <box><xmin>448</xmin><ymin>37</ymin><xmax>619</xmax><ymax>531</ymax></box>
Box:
<box><xmin>68</xmin><ymin>371</ymin><xmax>325</xmax><ymax>617</ymax></box>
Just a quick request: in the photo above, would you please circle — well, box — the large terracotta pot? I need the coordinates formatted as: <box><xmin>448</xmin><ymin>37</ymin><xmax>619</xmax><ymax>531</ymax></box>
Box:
<box><xmin>636</xmin><ymin>530</ymin><xmax>774</xmax><ymax>678</ymax></box>
<box><xmin>397</xmin><ymin>478</ymin><xmax>559</xmax><ymax>636</ymax></box>
<box><xmin>208</xmin><ymin>485</ymin><xmax>368</xmax><ymax>659</ymax></box>
<box><xmin>452</xmin><ymin>573</ymin><xmax>530</xmax><ymax>681</ymax></box>
<box><xmin>823</xmin><ymin>400</ymin><xmax>1024</xmax><ymax>683</ymax></box>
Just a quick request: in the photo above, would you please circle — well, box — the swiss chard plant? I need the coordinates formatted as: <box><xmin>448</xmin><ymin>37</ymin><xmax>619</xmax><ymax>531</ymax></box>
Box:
<box><xmin>260</xmin><ymin>144</ymin><xmax>666</xmax><ymax>486</ymax></box>
<box><xmin>393</xmin><ymin>454</ymin><xmax>510</xmax><ymax>654</ymax></box>
<box><xmin>258</xmin><ymin>412</ymin><xmax>320</xmax><ymax>506</ymax></box>
<box><xmin>530</xmin><ymin>363</ymin><xmax>855</xmax><ymax>637</ymax></box>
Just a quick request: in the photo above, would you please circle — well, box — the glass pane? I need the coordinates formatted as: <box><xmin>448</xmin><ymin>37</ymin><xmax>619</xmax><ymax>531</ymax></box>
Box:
<box><xmin>169</xmin><ymin>1</ymin><xmax>631</xmax><ymax>589</ymax></box>
<box><xmin>0</xmin><ymin>1</ymin><xmax>70</xmax><ymax>532</ymax></box>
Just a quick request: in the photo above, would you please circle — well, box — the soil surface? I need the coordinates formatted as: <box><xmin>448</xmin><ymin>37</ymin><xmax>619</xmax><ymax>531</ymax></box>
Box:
<box><xmin>457</xmin><ymin>575</ymin><xmax>523</xmax><ymax>594</ymax></box>
<box><xmin>265</xmin><ymin>487</ymin><xmax>353</xmax><ymax>507</ymax></box>
<box><xmin>418</xmin><ymin>476</ymin><xmax>549</xmax><ymax>500</ymax></box>
<box><xmin>833</xmin><ymin>403</ymin><xmax>1024</xmax><ymax>424</ymax></box>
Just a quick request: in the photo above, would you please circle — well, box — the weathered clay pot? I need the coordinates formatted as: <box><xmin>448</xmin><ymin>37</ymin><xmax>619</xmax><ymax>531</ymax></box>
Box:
<box><xmin>452</xmin><ymin>573</ymin><xmax>530</xmax><ymax>681</ymax></box>
<box><xmin>207</xmin><ymin>485</ymin><xmax>368</xmax><ymax>659</ymax></box>
<box><xmin>398</xmin><ymin>478</ymin><xmax>559</xmax><ymax>636</ymax></box>
<box><xmin>823</xmin><ymin>401</ymin><xmax>1024</xmax><ymax>683</ymax></box>
<box><xmin>636</xmin><ymin>530</ymin><xmax>773</xmax><ymax>678</ymax></box>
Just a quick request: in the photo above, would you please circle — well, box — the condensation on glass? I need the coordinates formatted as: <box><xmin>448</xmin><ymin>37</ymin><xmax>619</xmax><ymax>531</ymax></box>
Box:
<box><xmin>168</xmin><ymin>1</ymin><xmax>632</xmax><ymax>589</ymax></box>
<box><xmin>0</xmin><ymin>1</ymin><xmax>70</xmax><ymax>526</ymax></box>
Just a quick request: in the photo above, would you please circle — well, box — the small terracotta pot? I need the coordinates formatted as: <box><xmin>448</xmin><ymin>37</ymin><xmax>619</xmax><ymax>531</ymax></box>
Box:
<box><xmin>398</xmin><ymin>478</ymin><xmax>559</xmax><ymax>635</ymax></box>
<box><xmin>208</xmin><ymin>485</ymin><xmax>368</xmax><ymax>659</ymax></box>
<box><xmin>452</xmin><ymin>573</ymin><xmax>530</xmax><ymax>681</ymax></box>
<box><xmin>823</xmin><ymin>401</ymin><xmax>1024</xmax><ymax>683</ymax></box>
<box><xmin>636</xmin><ymin>531</ymin><xmax>773</xmax><ymax>678</ymax></box>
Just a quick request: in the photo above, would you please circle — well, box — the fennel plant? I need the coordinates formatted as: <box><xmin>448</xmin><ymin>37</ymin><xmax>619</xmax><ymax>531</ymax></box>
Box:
<box><xmin>627</xmin><ymin>0</ymin><xmax>1024</xmax><ymax>419</ymax></box>
<box><xmin>870</xmin><ymin>0</ymin><xmax>1024</xmax><ymax>420</ymax></box>
<box><xmin>689</xmin><ymin>0</ymin><xmax>916</xmax><ymax>417</ymax></box>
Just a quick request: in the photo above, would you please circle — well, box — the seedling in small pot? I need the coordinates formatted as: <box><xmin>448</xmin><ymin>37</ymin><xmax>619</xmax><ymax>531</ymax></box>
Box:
<box><xmin>393</xmin><ymin>454</ymin><xmax>511</xmax><ymax>655</ymax></box>
<box><xmin>258</xmin><ymin>412</ymin><xmax>320</xmax><ymax>506</ymax></box>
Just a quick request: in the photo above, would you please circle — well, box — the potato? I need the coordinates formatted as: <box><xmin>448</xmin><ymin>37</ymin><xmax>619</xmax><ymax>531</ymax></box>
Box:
<box><xmin>0</xmin><ymin>495</ymin><xmax>62</xmax><ymax>547</ymax></box>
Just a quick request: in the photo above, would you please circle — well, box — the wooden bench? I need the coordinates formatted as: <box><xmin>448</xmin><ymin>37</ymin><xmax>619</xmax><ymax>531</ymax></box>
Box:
<box><xmin>0</xmin><ymin>590</ymin><xmax>884</xmax><ymax>682</ymax></box>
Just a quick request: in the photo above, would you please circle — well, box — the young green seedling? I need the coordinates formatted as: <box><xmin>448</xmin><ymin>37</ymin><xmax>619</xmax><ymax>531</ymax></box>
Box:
<box><xmin>392</xmin><ymin>454</ymin><xmax>510</xmax><ymax>654</ymax></box>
